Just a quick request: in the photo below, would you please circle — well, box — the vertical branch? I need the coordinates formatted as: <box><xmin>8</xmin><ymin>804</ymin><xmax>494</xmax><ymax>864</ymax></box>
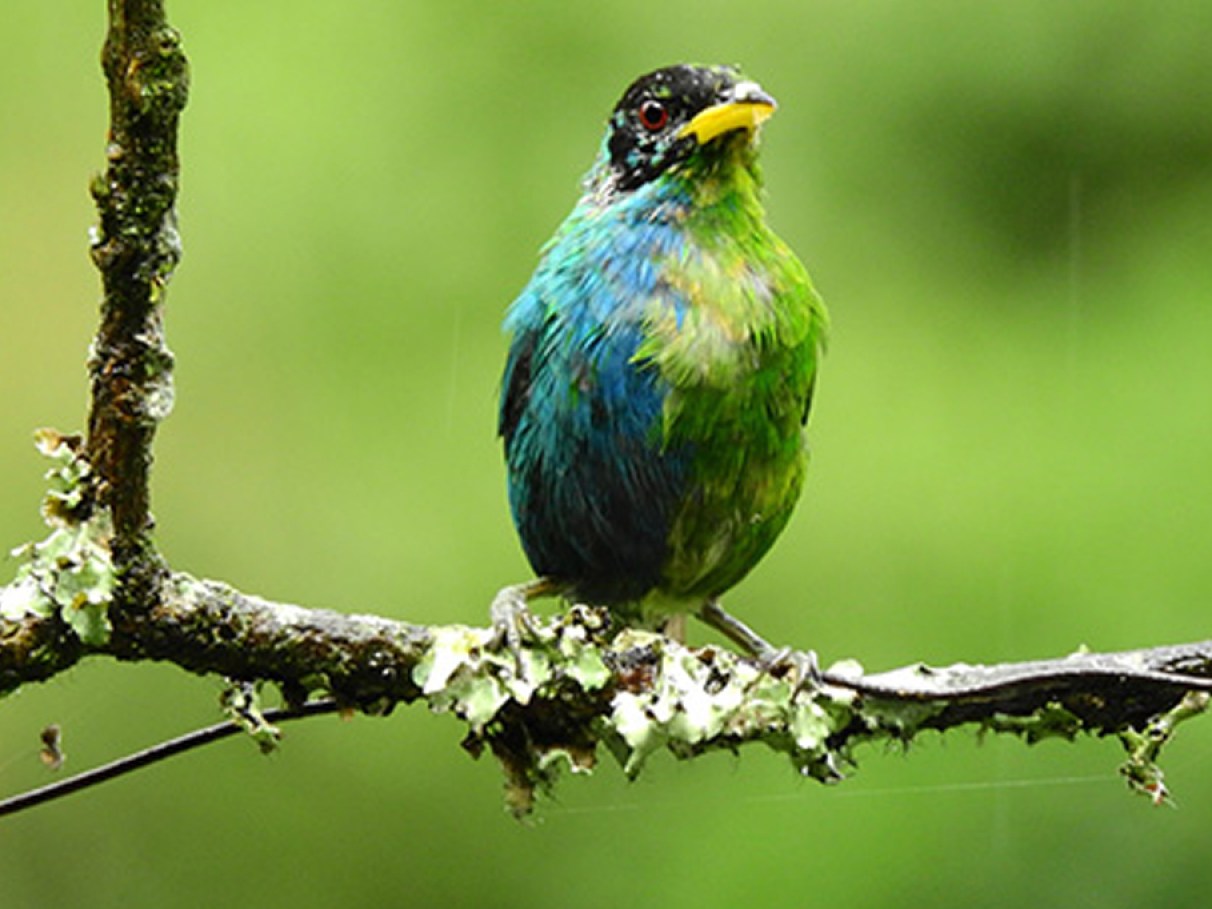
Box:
<box><xmin>85</xmin><ymin>0</ymin><xmax>188</xmax><ymax>604</ymax></box>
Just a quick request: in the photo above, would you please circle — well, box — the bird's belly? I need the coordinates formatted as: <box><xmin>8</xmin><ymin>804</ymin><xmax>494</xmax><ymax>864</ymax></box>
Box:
<box><xmin>655</xmin><ymin>430</ymin><xmax>807</xmax><ymax>607</ymax></box>
<box><xmin>505</xmin><ymin>281</ymin><xmax>813</xmax><ymax>616</ymax></box>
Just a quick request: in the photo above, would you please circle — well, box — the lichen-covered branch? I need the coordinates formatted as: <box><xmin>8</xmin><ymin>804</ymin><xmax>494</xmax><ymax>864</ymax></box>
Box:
<box><xmin>107</xmin><ymin>574</ymin><xmax>433</xmax><ymax>713</ymax></box>
<box><xmin>0</xmin><ymin>612</ymin><xmax>84</xmax><ymax>693</ymax></box>
<box><xmin>4</xmin><ymin>539</ymin><xmax>1212</xmax><ymax>814</ymax></box>
<box><xmin>86</xmin><ymin>0</ymin><xmax>187</xmax><ymax>601</ymax></box>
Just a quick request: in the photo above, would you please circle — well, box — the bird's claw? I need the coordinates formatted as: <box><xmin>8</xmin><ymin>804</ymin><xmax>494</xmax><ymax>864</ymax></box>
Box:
<box><xmin>697</xmin><ymin>599</ymin><xmax>820</xmax><ymax>696</ymax></box>
<box><xmin>489</xmin><ymin>580</ymin><xmax>556</xmax><ymax>678</ymax></box>
<box><xmin>754</xmin><ymin>645</ymin><xmax>822</xmax><ymax>697</ymax></box>
<box><xmin>490</xmin><ymin>585</ymin><xmax>540</xmax><ymax>650</ymax></box>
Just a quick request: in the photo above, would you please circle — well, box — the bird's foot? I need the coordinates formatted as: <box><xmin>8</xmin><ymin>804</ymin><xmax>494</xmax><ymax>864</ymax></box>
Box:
<box><xmin>489</xmin><ymin>578</ymin><xmax>559</xmax><ymax>676</ymax></box>
<box><xmin>755</xmin><ymin>646</ymin><xmax>822</xmax><ymax>696</ymax></box>
<box><xmin>697</xmin><ymin>599</ymin><xmax>821</xmax><ymax>694</ymax></box>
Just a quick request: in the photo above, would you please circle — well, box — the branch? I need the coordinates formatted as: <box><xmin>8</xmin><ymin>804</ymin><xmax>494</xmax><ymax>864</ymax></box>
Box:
<box><xmin>106</xmin><ymin>574</ymin><xmax>432</xmax><ymax>712</ymax></box>
<box><xmin>5</xmin><ymin>559</ymin><xmax>1212</xmax><ymax>813</ymax></box>
<box><xmin>101</xmin><ymin>590</ymin><xmax>1212</xmax><ymax>812</ymax></box>
<box><xmin>86</xmin><ymin>0</ymin><xmax>186</xmax><ymax>601</ymax></box>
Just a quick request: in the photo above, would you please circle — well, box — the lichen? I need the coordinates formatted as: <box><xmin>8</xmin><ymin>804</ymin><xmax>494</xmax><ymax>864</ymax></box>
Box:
<box><xmin>221</xmin><ymin>680</ymin><xmax>282</xmax><ymax>755</ymax></box>
<box><xmin>411</xmin><ymin>605</ymin><xmax>867</xmax><ymax>815</ymax></box>
<box><xmin>1118</xmin><ymin>690</ymin><xmax>1210</xmax><ymax>806</ymax></box>
<box><xmin>0</xmin><ymin>430</ymin><xmax>114</xmax><ymax>646</ymax></box>
<box><xmin>604</xmin><ymin>632</ymin><xmax>861</xmax><ymax>782</ymax></box>
<box><xmin>981</xmin><ymin>701</ymin><xmax>1084</xmax><ymax>744</ymax></box>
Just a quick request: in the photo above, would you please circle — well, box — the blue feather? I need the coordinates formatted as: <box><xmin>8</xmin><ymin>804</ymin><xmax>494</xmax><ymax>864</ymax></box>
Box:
<box><xmin>500</xmin><ymin>187</ymin><xmax>695</xmax><ymax>604</ymax></box>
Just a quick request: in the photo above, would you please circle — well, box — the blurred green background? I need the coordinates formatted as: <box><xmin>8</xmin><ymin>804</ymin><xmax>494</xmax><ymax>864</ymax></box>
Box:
<box><xmin>3</xmin><ymin>1</ymin><xmax>1212</xmax><ymax>906</ymax></box>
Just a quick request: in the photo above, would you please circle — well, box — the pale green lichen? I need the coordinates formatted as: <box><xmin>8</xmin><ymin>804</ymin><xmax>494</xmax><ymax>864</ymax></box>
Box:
<box><xmin>413</xmin><ymin>606</ymin><xmax>619</xmax><ymax>738</ymax></box>
<box><xmin>554</xmin><ymin>612</ymin><xmax>612</xmax><ymax>689</ymax></box>
<box><xmin>413</xmin><ymin>624</ymin><xmax>548</xmax><ymax>730</ymax></box>
<box><xmin>0</xmin><ymin>430</ymin><xmax>115</xmax><ymax>646</ymax></box>
<box><xmin>860</xmin><ymin>693</ymin><xmax>948</xmax><ymax>739</ymax></box>
<box><xmin>607</xmin><ymin>635</ymin><xmax>860</xmax><ymax>781</ymax></box>
<box><xmin>1119</xmin><ymin>690</ymin><xmax>1210</xmax><ymax>806</ymax></box>
<box><xmin>412</xmin><ymin>606</ymin><xmax>872</xmax><ymax>815</ymax></box>
<box><xmin>982</xmin><ymin>701</ymin><xmax>1084</xmax><ymax>744</ymax></box>
<box><xmin>221</xmin><ymin>681</ymin><xmax>282</xmax><ymax>755</ymax></box>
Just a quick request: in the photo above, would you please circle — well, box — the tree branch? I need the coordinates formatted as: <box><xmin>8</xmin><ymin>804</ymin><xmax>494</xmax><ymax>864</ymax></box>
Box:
<box><xmin>5</xmin><ymin>557</ymin><xmax>1212</xmax><ymax>814</ymax></box>
<box><xmin>86</xmin><ymin>0</ymin><xmax>186</xmax><ymax>604</ymax></box>
<box><xmin>106</xmin><ymin>574</ymin><xmax>432</xmax><ymax>712</ymax></box>
<box><xmin>1</xmin><ymin>0</ymin><xmax>1210</xmax><ymax>819</ymax></box>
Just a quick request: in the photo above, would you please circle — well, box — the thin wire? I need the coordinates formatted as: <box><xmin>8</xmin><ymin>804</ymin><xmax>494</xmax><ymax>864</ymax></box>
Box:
<box><xmin>824</xmin><ymin>774</ymin><xmax>1114</xmax><ymax>799</ymax></box>
<box><xmin>0</xmin><ymin>699</ymin><xmax>340</xmax><ymax>820</ymax></box>
<box><xmin>547</xmin><ymin>772</ymin><xmax>1116</xmax><ymax>817</ymax></box>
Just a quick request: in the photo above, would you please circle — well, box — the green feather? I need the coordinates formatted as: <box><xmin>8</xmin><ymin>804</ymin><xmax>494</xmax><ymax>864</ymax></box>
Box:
<box><xmin>637</xmin><ymin>135</ymin><xmax>827</xmax><ymax>611</ymax></box>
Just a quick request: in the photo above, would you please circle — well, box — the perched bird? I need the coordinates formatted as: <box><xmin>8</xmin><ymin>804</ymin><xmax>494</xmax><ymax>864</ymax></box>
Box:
<box><xmin>497</xmin><ymin>64</ymin><xmax>827</xmax><ymax>654</ymax></box>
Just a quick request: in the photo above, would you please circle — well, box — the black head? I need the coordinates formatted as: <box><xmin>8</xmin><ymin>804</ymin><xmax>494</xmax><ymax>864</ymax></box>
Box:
<box><xmin>603</xmin><ymin>64</ymin><xmax>776</xmax><ymax>194</ymax></box>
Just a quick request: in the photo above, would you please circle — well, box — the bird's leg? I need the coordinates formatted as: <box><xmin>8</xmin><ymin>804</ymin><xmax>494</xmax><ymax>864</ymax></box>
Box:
<box><xmin>698</xmin><ymin>599</ymin><xmax>776</xmax><ymax>655</ymax></box>
<box><xmin>662</xmin><ymin>613</ymin><xmax>688</xmax><ymax>644</ymax></box>
<box><xmin>697</xmin><ymin>599</ymin><xmax>821</xmax><ymax>691</ymax></box>
<box><xmin>489</xmin><ymin>577</ymin><xmax>561</xmax><ymax>664</ymax></box>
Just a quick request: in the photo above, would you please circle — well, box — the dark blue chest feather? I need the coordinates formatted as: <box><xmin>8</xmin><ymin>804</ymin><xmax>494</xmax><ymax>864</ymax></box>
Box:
<box><xmin>500</xmin><ymin>312</ymin><xmax>690</xmax><ymax>604</ymax></box>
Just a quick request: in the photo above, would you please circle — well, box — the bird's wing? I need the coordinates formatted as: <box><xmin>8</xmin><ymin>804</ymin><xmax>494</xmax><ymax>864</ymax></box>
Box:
<box><xmin>498</xmin><ymin>325</ymin><xmax>537</xmax><ymax>444</ymax></box>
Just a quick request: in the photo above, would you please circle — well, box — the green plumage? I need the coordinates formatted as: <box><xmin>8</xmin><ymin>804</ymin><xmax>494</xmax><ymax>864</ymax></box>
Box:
<box><xmin>642</xmin><ymin>134</ymin><xmax>824</xmax><ymax>613</ymax></box>
<box><xmin>500</xmin><ymin>64</ymin><xmax>826</xmax><ymax>636</ymax></box>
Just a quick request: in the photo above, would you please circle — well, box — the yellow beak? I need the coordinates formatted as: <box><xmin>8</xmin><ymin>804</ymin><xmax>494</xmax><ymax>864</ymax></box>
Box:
<box><xmin>678</xmin><ymin>81</ymin><xmax>777</xmax><ymax>144</ymax></box>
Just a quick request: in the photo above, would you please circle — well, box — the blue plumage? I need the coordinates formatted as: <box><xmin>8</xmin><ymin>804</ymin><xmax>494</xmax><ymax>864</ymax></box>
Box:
<box><xmin>498</xmin><ymin>65</ymin><xmax>825</xmax><ymax>643</ymax></box>
<box><xmin>500</xmin><ymin>180</ymin><xmax>694</xmax><ymax>605</ymax></box>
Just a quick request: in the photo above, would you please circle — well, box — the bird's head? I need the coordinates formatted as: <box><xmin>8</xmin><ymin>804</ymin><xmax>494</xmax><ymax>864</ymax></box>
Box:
<box><xmin>598</xmin><ymin>64</ymin><xmax>776</xmax><ymax>196</ymax></box>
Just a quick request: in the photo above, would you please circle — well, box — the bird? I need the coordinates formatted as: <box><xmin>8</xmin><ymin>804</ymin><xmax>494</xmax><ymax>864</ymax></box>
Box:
<box><xmin>495</xmin><ymin>64</ymin><xmax>827</xmax><ymax>658</ymax></box>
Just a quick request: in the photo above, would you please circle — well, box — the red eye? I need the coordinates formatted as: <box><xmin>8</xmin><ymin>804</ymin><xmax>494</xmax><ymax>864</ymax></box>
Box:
<box><xmin>638</xmin><ymin>99</ymin><xmax>669</xmax><ymax>131</ymax></box>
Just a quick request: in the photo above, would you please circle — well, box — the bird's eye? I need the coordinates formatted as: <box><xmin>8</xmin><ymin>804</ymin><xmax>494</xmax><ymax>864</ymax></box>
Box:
<box><xmin>637</xmin><ymin>99</ymin><xmax>669</xmax><ymax>132</ymax></box>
